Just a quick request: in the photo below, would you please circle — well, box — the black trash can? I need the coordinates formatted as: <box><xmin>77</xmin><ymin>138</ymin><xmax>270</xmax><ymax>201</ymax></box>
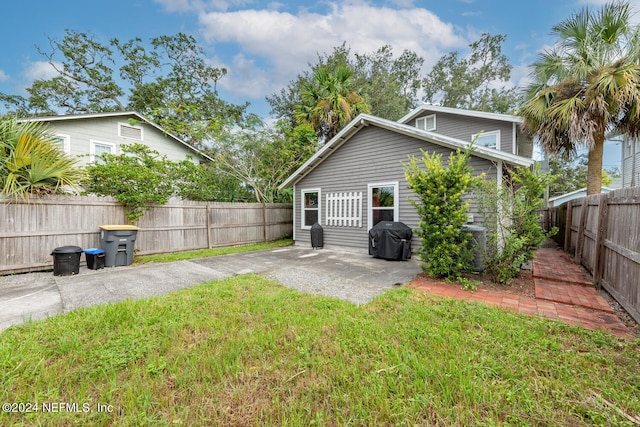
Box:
<box><xmin>99</xmin><ymin>225</ymin><xmax>140</xmax><ymax>267</ymax></box>
<box><xmin>51</xmin><ymin>246</ymin><xmax>83</xmax><ymax>276</ymax></box>
<box><xmin>311</xmin><ymin>222</ymin><xmax>323</xmax><ymax>249</ymax></box>
<box><xmin>368</xmin><ymin>221</ymin><xmax>412</xmax><ymax>260</ymax></box>
<box><xmin>85</xmin><ymin>248</ymin><xmax>106</xmax><ymax>270</ymax></box>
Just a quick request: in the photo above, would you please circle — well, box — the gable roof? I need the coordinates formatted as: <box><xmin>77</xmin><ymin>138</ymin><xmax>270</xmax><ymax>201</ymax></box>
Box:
<box><xmin>19</xmin><ymin>111</ymin><xmax>214</xmax><ymax>162</ymax></box>
<box><xmin>398</xmin><ymin>104</ymin><xmax>523</xmax><ymax>125</ymax></box>
<box><xmin>279</xmin><ymin>113</ymin><xmax>535</xmax><ymax>189</ymax></box>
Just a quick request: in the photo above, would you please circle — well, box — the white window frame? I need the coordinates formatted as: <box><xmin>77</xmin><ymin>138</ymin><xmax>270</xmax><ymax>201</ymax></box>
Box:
<box><xmin>301</xmin><ymin>188</ymin><xmax>321</xmax><ymax>230</ymax></box>
<box><xmin>472</xmin><ymin>130</ymin><xmax>501</xmax><ymax>150</ymax></box>
<box><xmin>54</xmin><ymin>134</ymin><xmax>71</xmax><ymax>154</ymax></box>
<box><xmin>415</xmin><ymin>114</ymin><xmax>436</xmax><ymax>131</ymax></box>
<box><xmin>89</xmin><ymin>140</ymin><xmax>117</xmax><ymax>163</ymax></box>
<box><xmin>367</xmin><ymin>182</ymin><xmax>399</xmax><ymax>230</ymax></box>
<box><xmin>118</xmin><ymin>122</ymin><xmax>144</xmax><ymax>141</ymax></box>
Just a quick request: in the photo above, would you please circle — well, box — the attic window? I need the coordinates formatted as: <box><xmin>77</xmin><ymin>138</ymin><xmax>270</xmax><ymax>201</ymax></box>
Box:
<box><xmin>415</xmin><ymin>114</ymin><xmax>436</xmax><ymax>131</ymax></box>
<box><xmin>118</xmin><ymin>123</ymin><xmax>143</xmax><ymax>141</ymax></box>
<box><xmin>472</xmin><ymin>130</ymin><xmax>500</xmax><ymax>149</ymax></box>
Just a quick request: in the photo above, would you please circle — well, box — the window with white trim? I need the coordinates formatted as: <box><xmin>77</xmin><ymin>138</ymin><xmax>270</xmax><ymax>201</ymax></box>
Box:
<box><xmin>326</xmin><ymin>192</ymin><xmax>362</xmax><ymax>227</ymax></box>
<box><xmin>301</xmin><ymin>189</ymin><xmax>320</xmax><ymax>229</ymax></box>
<box><xmin>415</xmin><ymin>114</ymin><xmax>436</xmax><ymax>131</ymax></box>
<box><xmin>118</xmin><ymin>122</ymin><xmax>143</xmax><ymax>140</ymax></box>
<box><xmin>53</xmin><ymin>134</ymin><xmax>71</xmax><ymax>154</ymax></box>
<box><xmin>368</xmin><ymin>182</ymin><xmax>398</xmax><ymax>228</ymax></box>
<box><xmin>472</xmin><ymin>130</ymin><xmax>500</xmax><ymax>149</ymax></box>
<box><xmin>90</xmin><ymin>140</ymin><xmax>116</xmax><ymax>163</ymax></box>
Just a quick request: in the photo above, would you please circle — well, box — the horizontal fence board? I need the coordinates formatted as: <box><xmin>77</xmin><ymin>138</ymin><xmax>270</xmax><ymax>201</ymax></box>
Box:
<box><xmin>1</xmin><ymin>196</ymin><xmax>292</xmax><ymax>274</ymax></box>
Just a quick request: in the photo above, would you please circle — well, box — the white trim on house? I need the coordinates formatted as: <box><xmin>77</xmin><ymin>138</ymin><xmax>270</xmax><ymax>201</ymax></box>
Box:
<box><xmin>415</xmin><ymin>114</ymin><xmax>436</xmax><ymax>131</ymax></box>
<box><xmin>300</xmin><ymin>188</ymin><xmax>321</xmax><ymax>230</ymax></box>
<box><xmin>367</xmin><ymin>181</ymin><xmax>399</xmax><ymax>230</ymax></box>
<box><xmin>512</xmin><ymin>123</ymin><xmax>517</xmax><ymax>155</ymax></box>
<box><xmin>118</xmin><ymin>122</ymin><xmax>144</xmax><ymax>141</ymax></box>
<box><xmin>54</xmin><ymin>134</ymin><xmax>71</xmax><ymax>154</ymax></box>
<box><xmin>326</xmin><ymin>191</ymin><xmax>362</xmax><ymax>227</ymax></box>
<box><xmin>398</xmin><ymin>104</ymin><xmax>523</xmax><ymax>125</ymax></box>
<box><xmin>279</xmin><ymin>114</ymin><xmax>534</xmax><ymax>190</ymax></box>
<box><xmin>472</xmin><ymin>129</ymin><xmax>501</xmax><ymax>150</ymax></box>
<box><xmin>89</xmin><ymin>139</ymin><xmax>116</xmax><ymax>162</ymax></box>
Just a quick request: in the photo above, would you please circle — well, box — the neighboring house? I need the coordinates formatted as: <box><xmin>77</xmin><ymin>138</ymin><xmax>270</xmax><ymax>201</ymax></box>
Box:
<box><xmin>621</xmin><ymin>135</ymin><xmax>640</xmax><ymax>188</ymax></box>
<box><xmin>548</xmin><ymin>187</ymin><xmax>613</xmax><ymax>207</ymax></box>
<box><xmin>398</xmin><ymin>104</ymin><xmax>534</xmax><ymax>158</ymax></box>
<box><xmin>20</xmin><ymin>111</ymin><xmax>213</xmax><ymax>165</ymax></box>
<box><xmin>279</xmin><ymin>108</ymin><xmax>536</xmax><ymax>252</ymax></box>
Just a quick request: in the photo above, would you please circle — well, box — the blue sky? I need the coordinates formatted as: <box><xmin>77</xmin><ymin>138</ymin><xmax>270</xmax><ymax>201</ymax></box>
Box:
<box><xmin>1</xmin><ymin>0</ymin><xmax>634</xmax><ymax>169</ymax></box>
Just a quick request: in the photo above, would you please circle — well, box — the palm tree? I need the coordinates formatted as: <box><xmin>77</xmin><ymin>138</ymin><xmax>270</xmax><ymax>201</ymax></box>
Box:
<box><xmin>295</xmin><ymin>65</ymin><xmax>370</xmax><ymax>143</ymax></box>
<box><xmin>519</xmin><ymin>1</ymin><xmax>640</xmax><ymax>195</ymax></box>
<box><xmin>0</xmin><ymin>117</ymin><xmax>84</xmax><ymax>198</ymax></box>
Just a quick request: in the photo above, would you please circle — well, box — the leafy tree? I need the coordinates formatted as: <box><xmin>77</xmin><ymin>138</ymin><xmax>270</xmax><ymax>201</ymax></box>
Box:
<box><xmin>404</xmin><ymin>146</ymin><xmax>480</xmax><ymax>278</ymax></box>
<box><xmin>214</xmin><ymin>118</ymin><xmax>317</xmax><ymax>204</ymax></box>
<box><xmin>84</xmin><ymin>144</ymin><xmax>176</xmax><ymax>222</ymax></box>
<box><xmin>352</xmin><ymin>45</ymin><xmax>423</xmax><ymax>120</ymax></box>
<box><xmin>478</xmin><ymin>165</ymin><xmax>557</xmax><ymax>284</ymax></box>
<box><xmin>0</xmin><ymin>117</ymin><xmax>84</xmax><ymax>198</ymax></box>
<box><xmin>267</xmin><ymin>43</ymin><xmax>423</xmax><ymax>127</ymax></box>
<box><xmin>519</xmin><ymin>1</ymin><xmax>640</xmax><ymax>195</ymax></box>
<box><xmin>547</xmin><ymin>154</ymin><xmax>614</xmax><ymax>197</ymax></box>
<box><xmin>422</xmin><ymin>33</ymin><xmax>519</xmax><ymax>113</ymax></box>
<box><xmin>294</xmin><ymin>65</ymin><xmax>370</xmax><ymax>142</ymax></box>
<box><xmin>1</xmin><ymin>30</ymin><xmax>246</xmax><ymax>148</ymax></box>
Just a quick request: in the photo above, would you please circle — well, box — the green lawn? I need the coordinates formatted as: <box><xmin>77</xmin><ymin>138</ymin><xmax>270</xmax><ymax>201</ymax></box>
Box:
<box><xmin>1</xmin><ymin>274</ymin><xmax>638</xmax><ymax>426</ymax></box>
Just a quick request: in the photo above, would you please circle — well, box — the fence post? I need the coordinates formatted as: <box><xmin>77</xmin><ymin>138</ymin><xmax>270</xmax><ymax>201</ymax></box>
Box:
<box><xmin>564</xmin><ymin>202</ymin><xmax>573</xmax><ymax>252</ymax></box>
<box><xmin>262</xmin><ymin>203</ymin><xmax>267</xmax><ymax>242</ymax></box>
<box><xmin>206</xmin><ymin>204</ymin><xmax>213</xmax><ymax>249</ymax></box>
<box><xmin>574</xmin><ymin>197</ymin><xmax>589</xmax><ymax>264</ymax></box>
<box><xmin>592</xmin><ymin>194</ymin><xmax>609</xmax><ymax>289</ymax></box>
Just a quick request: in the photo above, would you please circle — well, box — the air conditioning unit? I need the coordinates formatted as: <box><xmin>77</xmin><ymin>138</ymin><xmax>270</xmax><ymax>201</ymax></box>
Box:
<box><xmin>463</xmin><ymin>225</ymin><xmax>486</xmax><ymax>271</ymax></box>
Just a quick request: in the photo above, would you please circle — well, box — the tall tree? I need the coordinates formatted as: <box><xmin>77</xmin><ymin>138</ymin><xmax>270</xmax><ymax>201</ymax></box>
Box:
<box><xmin>267</xmin><ymin>43</ymin><xmax>423</xmax><ymax>126</ymax></box>
<box><xmin>422</xmin><ymin>33</ymin><xmax>519</xmax><ymax>113</ymax></box>
<box><xmin>519</xmin><ymin>1</ymin><xmax>640</xmax><ymax>195</ymax></box>
<box><xmin>1</xmin><ymin>30</ymin><xmax>246</xmax><ymax>148</ymax></box>
<box><xmin>294</xmin><ymin>65</ymin><xmax>370</xmax><ymax>142</ymax></box>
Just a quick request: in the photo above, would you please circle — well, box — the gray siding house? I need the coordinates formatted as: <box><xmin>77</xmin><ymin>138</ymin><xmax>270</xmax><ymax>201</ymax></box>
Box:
<box><xmin>280</xmin><ymin>112</ymin><xmax>535</xmax><ymax>252</ymax></box>
<box><xmin>399</xmin><ymin>105</ymin><xmax>534</xmax><ymax>158</ymax></box>
<box><xmin>20</xmin><ymin>111</ymin><xmax>212</xmax><ymax>165</ymax></box>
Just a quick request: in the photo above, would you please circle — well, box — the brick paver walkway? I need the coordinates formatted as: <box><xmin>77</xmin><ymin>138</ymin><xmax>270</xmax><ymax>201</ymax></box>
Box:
<box><xmin>408</xmin><ymin>247</ymin><xmax>632</xmax><ymax>339</ymax></box>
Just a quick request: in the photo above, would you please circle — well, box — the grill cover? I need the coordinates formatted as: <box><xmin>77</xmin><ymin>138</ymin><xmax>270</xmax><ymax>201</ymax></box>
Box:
<box><xmin>368</xmin><ymin>221</ymin><xmax>412</xmax><ymax>260</ymax></box>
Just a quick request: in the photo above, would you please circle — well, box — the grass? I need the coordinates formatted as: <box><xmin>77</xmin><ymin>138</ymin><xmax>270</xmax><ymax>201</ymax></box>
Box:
<box><xmin>133</xmin><ymin>239</ymin><xmax>293</xmax><ymax>264</ymax></box>
<box><xmin>1</xmin><ymin>275</ymin><xmax>638</xmax><ymax>426</ymax></box>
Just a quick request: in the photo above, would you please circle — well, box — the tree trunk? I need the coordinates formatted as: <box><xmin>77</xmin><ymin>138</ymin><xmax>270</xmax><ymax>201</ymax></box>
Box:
<box><xmin>586</xmin><ymin>132</ymin><xmax>605</xmax><ymax>195</ymax></box>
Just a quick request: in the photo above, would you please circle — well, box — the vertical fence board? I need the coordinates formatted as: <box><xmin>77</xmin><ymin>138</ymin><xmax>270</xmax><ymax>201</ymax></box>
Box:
<box><xmin>542</xmin><ymin>187</ymin><xmax>640</xmax><ymax>323</ymax></box>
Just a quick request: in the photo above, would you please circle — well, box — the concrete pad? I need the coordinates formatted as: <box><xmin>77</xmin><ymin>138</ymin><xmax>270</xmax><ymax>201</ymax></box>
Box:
<box><xmin>0</xmin><ymin>274</ymin><xmax>62</xmax><ymax>330</ymax></box>
<box><xmin>0</xmin><ymin>246</ymin><xmax>422</xmax><ymax>332</ymax></box>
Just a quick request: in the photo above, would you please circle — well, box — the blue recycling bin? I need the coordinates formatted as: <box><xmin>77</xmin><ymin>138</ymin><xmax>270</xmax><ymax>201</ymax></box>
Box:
<box><xmin>84</xmin><ymin>248</ymin><xmax>105</xmax><ymax>270</ymax></box>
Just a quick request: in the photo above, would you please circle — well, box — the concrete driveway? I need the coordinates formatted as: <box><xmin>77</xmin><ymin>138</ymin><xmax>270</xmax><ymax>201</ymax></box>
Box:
<box><xmin>0</xmin><ymin>246</ymin><xmax>421</xmax><ymax>332</ymax></box>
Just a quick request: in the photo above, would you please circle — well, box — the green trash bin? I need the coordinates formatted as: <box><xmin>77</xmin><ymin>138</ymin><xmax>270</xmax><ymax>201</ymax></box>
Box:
<box><xmin>99</xmin><ymin>225</ymin><xmax>140</xmax><ymax>267</ymax></box>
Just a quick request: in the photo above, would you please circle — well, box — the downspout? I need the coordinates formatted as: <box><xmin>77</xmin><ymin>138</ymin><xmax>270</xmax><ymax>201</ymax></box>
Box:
<box><xmin>512</xmin><ymin>123</ymin><xmax>517</xmax><ymax>155</ymax></box>
<box><xmin>292</xmin><ymin>185</ymin><xmax>297</xmax><ymax>241</ymax></box>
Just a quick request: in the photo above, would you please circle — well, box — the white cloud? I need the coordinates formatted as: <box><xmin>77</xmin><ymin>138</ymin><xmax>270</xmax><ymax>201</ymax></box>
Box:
<box><xmin>0</xmin><ymin>70</ymin><xmax>9</xmax><ymax>82</ymax></box>
<box><xmin>24</xmin><ymin>61</ymin><xmax>60</xmax><ymax>82</ymax></box>
<box><xmin>198</xmin><ymin>3</ymin><xmax>467</xmax><ymax>105</ymax></box>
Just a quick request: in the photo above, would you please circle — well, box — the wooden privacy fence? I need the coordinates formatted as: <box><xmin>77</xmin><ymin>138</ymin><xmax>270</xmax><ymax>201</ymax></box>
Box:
<box><xmin>542</xmin><ymin>187</ymin><xmax>640</xmax><ymax>323</ymax></box>
<box><xmin>0</xmin><ymin>196</ymin><xmax>292</xmax><ymax>275</ymax></box>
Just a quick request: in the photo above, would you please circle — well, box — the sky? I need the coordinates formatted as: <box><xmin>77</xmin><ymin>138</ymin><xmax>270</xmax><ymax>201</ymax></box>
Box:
<box><xmin>1</xmin><ymin>0</ymin><xmax>636</xmax><ymax>170</ymax></box>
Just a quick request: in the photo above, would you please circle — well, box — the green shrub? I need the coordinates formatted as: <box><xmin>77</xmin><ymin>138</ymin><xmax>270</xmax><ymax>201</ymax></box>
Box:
<box><xmin>404</xmin><ymin>147</ymin><xmax>481</xmax><ymax>278</ymax></box>
<box><xmin>478</xmin><ymin>164</ymin><xmax>557</xmax><ymax>284</ymax></box>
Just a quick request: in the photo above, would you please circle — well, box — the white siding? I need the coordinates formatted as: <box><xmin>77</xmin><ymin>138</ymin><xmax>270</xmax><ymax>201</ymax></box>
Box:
<box><xmin>46</xmin><ymin>116</ymin><xmax>198</xmax><ymax>165</ymax></box>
